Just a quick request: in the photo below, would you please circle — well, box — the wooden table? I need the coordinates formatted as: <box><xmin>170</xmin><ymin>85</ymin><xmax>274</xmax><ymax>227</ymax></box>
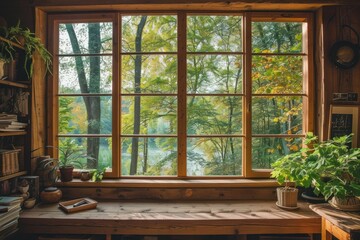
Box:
<box><xmin>310</xmin><ymin>203</ymin><xmax>360</xmax><ymax>240</ymax></box>
<box><xmin>19</xmin><ymin>200</ymin><xmax>321</xmax><ymax>240</ymax></box>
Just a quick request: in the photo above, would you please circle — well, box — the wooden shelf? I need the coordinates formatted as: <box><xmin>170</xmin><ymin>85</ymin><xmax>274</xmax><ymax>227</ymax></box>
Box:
<box><xmin>0</xmin><ymin>131</ymin><xmax>27</xmax><ymax>137</ymax></box>
<box><xmin>0</xmin><ymin>171</ymin><xmax>27</xmax><ymax>182</ymax></box>
<box><xmin>0</xmin><ymin>79</ymin><xmax>29</xmax><ymax>89</ymax></box>
<box><xmin>0</xmin><ymin>36</ymin><xmax>24</xmax><ymax>50</ymax></box>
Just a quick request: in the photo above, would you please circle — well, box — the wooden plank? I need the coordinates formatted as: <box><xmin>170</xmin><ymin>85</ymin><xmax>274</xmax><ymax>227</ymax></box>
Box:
<box><xmin>0</xmin><ymin>79</ymin><xmax>29</xmax><ymax>88</ymax></box>
<box><xmin>59</xmin><ymin>187</ymin><xmax>277</xmax><ymax>201</ymax></box>
<box><xmin>310</xmin><ymin>204</ymin><xmax>360</xmax><ymax>235</ymax></box>
<box><xmin>19</xmin><ymin>200</ymin><xmax>321</xmax><ymax>235</ymax></box>
<box><xmin>31</xmin><ymin>8</ymin><xmax>48</xmax><ymax>174</ymax></box>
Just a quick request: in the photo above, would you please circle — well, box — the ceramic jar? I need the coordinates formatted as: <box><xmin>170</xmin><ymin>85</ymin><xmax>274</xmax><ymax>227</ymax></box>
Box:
<box><xmin>40</xmin><ymin>187</ymin><xmax>62</xmax><ymax>203</ymax></box>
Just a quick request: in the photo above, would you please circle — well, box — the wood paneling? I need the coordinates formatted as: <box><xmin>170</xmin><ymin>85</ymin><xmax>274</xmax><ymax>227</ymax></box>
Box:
<box><xmin>316</xmin><ymin>6</ymin><xmax>360</xmax><ymax>145</ymax></box>
<box><xmin>59</xmin><ymin>186</ymin><xmax>277</xmax><ymax>201</ymax></box>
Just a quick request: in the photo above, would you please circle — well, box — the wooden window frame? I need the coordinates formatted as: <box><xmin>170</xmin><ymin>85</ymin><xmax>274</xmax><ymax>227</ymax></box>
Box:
<box><xmin>44</xmin><ymin>10</ymin><xmax>314</xmax><ymax>180</ymax></box>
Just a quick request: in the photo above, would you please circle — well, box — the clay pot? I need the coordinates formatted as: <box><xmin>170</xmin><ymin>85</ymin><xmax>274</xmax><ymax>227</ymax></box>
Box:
<box><xmin>40</xmin><ymin>187</ymin><xmax>62</xmax><ymax>203</ymax></box>
<box><xmin>60</xmin><ymin>166</ymin><xmax>74</xmax><ymax>182</ymax></box>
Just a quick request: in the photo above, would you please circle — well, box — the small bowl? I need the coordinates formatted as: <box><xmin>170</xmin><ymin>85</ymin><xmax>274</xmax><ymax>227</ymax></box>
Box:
<box><xmin>23</xmin><ymin>198</ymin><xmax>36</xmax><ymax>209</ymax></box>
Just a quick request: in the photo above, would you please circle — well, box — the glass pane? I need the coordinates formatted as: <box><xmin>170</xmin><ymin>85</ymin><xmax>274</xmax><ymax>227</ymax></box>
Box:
<box><xmin>252</xmin><ymin>137</ymin><xmax>302</xmax><ymax>169</ymax></box>
<box><xmin>59</xmin><ymin>22</ymin><xmax>113</xmax><ymax>54</ymax></box>
<box><xmin>187</xmin><ymin>137</ymin><xmax>242</xmax><ymax>176</ymax></box>
<box><xmin>252</xmin><ymin>55</ymin><xmax>303</xmax><ymax>94</ymax></box>
<box><xmin>58</xmin><ymin>137</ymin><xmax>112</xmax><ymax>170</ymax></box>
<box><xmin>252</xmin><ymin>22</ymin><xmax>303</xmax><ymax>53</ymax></box>
<box><xmin>121</xmin><ymin>55</ymin><xmax>177</xmax><ymax>94</ymax></box>
<box><xmin>187</xmin><ymin>55</ymin><xmax>242</xmax><ymax>94</ymax></box>
<box><xmin>58</xmin><ymin>96</ymin><xmax>112</xmax><ymax>134</ymax></box>
<box><xmin>59</xmin><ymin>56</ymin><xmax>112</xmax><ymax>94</ymax></box>
<box><xmin>252</xmin><ymin>96</ymin><xmax>303</xmax><ymax>135</ymax></box>
<box><xmin>187</xmin><ymin>15</ymin><xmax>242</xmax><ymax>52</ymax></box>
<box><xmin>121</xmin><ymin>137</ymin><xmax>177</xmax><ymax>176</ymax></box>
<box><xmin>122</xmin><ymin>15</ymin><xmax>177</xmax><ymax>52</ymax></box>
<box><xmin>121</xmin><ymin>96</ymin><xmax>177</xmax><ymax>134</ymax></box>
<box><xmin>187</xmin><ymin>96</ymin><xmax>242</xmax><ymax>135</ymax></box>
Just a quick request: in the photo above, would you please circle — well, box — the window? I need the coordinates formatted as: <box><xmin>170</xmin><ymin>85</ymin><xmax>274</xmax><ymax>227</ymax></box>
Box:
<box><xmin>49</xmin><ymin>12</ymin><xmax>313</xmax><ymax>179</ymax></box>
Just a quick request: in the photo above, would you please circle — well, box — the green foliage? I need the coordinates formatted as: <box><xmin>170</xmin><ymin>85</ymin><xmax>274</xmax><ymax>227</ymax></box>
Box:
<box><xmin>91</xmin><ymin>167</ymin><xmax>107</xmax><ymax>182</ymax></box>
<box><xmin>271</xmin><ymin>133</ymin><xmax>360</xmax><ymax>200</ymax></box>
<box><xmin>7</xmin><ymin>21</ymin><xmax>52</xmax><ymax>78</ymax></box>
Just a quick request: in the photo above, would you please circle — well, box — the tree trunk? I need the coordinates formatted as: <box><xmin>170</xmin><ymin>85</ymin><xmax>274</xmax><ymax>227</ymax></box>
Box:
<box><xmin>130</xmin><ymin>16</ymin><xmax>147</xmax><ymax>175</ymax></box>
<box><xmin>66</xmin><ymin>23</ymin><xmax>101</xmax><ymax>169</ymax></box>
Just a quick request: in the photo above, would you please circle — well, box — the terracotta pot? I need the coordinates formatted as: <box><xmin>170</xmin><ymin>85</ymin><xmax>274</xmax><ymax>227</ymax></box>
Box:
<box><xmin>276</xmin><ymin>187</ymin><xmax>298</xmax><ymax>208</ymax></box>
<box><xmin>40</xmin><ymin>187</ymin><xmax>62</xmax><ymax>203</ymax></box>
<box><xmin>59</xmin><ymin>166</ymin><xmax>74</xmax><ymax>182</ymax></box>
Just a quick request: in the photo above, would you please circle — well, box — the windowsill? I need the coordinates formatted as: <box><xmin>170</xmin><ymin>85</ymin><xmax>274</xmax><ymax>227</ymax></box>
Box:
<box><xmin>55</xmin><ymin>178</ymin><xmax>281</xmax><ymax>188</ymax></box>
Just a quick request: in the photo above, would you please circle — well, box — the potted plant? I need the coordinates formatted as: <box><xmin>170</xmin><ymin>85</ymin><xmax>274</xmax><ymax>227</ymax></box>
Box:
<box><xmin>0</xmin><ymin>27</ymin><xmax>16</xmax><ymax>80</ymax></box>
<box><xmin>271</xmin><ymin>137</ymin><xmax>313</xmax><ymax>209</ymax></box>
<box><xmin>35</xmin><ymin>140</ymin><xmax>92</xmax><ymax>183</ymax></box>
<box><xmin>272</xmin><ymin>133</ymin><xmax>360</xmax><ymax>211</ymax></box>
<box><xmin>6</xmin><ymin>21</ymin><xmax>52</xmax><ymax>78</ymax></box>
<box><xmin>306</xmin><ymin>134</ymin><xmax>360</xmax><ymax>211</ymax></box>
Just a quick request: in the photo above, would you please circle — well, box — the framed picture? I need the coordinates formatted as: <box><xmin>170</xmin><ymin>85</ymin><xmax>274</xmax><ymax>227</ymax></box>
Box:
<box><xmin>329</xmin><ymin>105</ymin><xmax>359</xmax><ymax>147</ymax></box>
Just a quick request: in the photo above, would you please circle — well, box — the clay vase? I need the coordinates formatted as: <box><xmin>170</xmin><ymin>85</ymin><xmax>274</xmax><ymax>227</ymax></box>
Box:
<box><xmin>40</xmin><ymin>187</ymin><xmax>62</xmax><ymax>203</ymax></box>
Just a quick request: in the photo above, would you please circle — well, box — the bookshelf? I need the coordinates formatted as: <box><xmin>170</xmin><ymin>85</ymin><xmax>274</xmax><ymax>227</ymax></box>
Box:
<box><xmin>0</xmin><ymin>36</ymin><xmax>30</xmax><ymax>186</ymax></box>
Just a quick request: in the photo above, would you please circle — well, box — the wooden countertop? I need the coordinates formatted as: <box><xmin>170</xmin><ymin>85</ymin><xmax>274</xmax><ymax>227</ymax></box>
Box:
<box><xmin>19</xmin><ymin>200</ymin><xmax>321</xmax><ymax>236</ymax></box>
<box><xmin>310</xmin><ymin>203</ymin><xmax>360</xmax><ymax>235</ymax></box>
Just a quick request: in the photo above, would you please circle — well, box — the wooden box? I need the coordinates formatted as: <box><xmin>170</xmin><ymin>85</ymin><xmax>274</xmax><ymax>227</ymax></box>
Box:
<box><xmin>58</xmin><ymin>198</ymin><xmax>97</xmax><ymax>213</ymax></box>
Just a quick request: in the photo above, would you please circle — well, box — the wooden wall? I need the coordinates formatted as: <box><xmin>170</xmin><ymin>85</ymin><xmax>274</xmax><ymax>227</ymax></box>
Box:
<box><xmin>316</xmin><ymin>6</ymin><xmax>360</xmax><ymax>145</ymax></box>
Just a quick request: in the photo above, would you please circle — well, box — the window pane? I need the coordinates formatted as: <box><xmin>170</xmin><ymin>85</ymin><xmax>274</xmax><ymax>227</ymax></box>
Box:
<box><xmin>121</xmin><ymin>137</ymin><xmax>177</xmax><ymax>176</ymax></box>
<box><xmin>252</xmin><ymin>22</ymin><xmax>303</xmax><ymax>53</ymax></box>
<box><xmin>187</xmin><ymin>55</ymin><xmax>243</xmax><ymax>94</ymax></box>
<box><xmin>187</xmin><ymin>15</ymin><xmax>242</xmax><ymax>52</ymax></box>
<box><xmin>121</xmin><ymin>55</ymin><xmax>177</xmax><ymax>94</ymax></box>
<box><xmin>187</xmin><ymin>137</ymin><xmax>242</xmax><ymax>176</ymax></box>
<box><xmin>122</xmin><ymin>15</ymin><xmax>177</xmax><ymax>52</ymax></box>
<box><xmin>58</xmin><ymin>137</ymin><xmax>112</xmax><ymax>170</ymax></box>
<box><xmin>121</xmin><ymin>96</ymin><xmax>177</xmax><ymax>135</ymax></box>
<box><xmin>252</xmin><ymin>137</ymin><xmax>302</xmax><ymax>169</ymax></box>
<box><xmin>252</xmin><ymin>96</ymin><xmax>302</xmax><ymax>135</ymax></box>
<box><xmin>252</xmin><ymin>55</ymin><xmax>303</xmax><ymax>94</ymax></box>
<box><xmin>187</xmin><ymin>96</ymin><xmax>242</xmax><ymax>135</ymax></box>
<box><xmin>59</xmin><ymin>22</ymin><xmax>113</xmax><ymax>54</ymax></box>
<box><xmin>59</xmin><ymin>56</ymin><xmax>112</xmax><ymax>94</ymax></box>
<box><xmin>59</xmin><ymin>96</ymin><xmax>112</xmax><ymax>134</ymax></box>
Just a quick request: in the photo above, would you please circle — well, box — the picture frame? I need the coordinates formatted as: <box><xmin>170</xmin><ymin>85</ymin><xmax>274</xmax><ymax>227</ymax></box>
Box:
<box><xmin>329</xmin><ymin>105</ymin><xmax>359</xmax><ymax>147</ymax></box>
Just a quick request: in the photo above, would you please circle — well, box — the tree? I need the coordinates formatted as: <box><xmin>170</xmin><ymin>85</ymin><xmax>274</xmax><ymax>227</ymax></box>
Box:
<box><xmin>65</xmin><ymin>23</ymin><xmax>101</xmax><ymax>168</ymax></box>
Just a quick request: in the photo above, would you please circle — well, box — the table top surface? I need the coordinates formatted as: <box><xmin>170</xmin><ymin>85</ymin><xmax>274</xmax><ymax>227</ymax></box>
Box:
<box><xmin>310</xmin><ymin>203</ymin><xmax>360</xmax><ymax>233</ymax></box>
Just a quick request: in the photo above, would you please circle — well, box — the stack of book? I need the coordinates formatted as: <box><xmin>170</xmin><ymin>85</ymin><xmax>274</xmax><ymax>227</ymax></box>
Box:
<box><xmin>0</xmin><ymin>196</ymin><xmax>22</xmax><ymax>240</ymax></box>
<box><xmin>0</xmin><ymin>113</ymin><xmax>27</xmax><ymax>132</ymax></box>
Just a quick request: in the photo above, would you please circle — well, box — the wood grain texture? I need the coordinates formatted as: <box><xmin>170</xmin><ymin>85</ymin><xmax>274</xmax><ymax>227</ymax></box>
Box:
<box><xmin>19</xmin><ymin>200</ymin><xmax>321</xmax><ymax>235</ymax></box>
<box><xmin>59</xmin><ymin>187</ymin><xmax>277</xmax><ymax>201</ymax></box>
<box><xmin>310</xmin><ymin>204</ymin><xmax>360</xmax><ymax>235</ymax></box>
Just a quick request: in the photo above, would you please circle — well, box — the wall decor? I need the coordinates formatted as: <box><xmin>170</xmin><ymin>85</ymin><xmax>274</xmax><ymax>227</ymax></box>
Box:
<box><xmin>329</xmin><ymin>105</ymin><xmax>359</xmax><ymax>147</ymax></box>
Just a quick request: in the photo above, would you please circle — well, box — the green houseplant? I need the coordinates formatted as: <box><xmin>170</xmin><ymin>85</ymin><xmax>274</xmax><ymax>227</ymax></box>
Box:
<box><xmin>35</xmin><ymin>140</ymin><xmax>93</xmax><ymax>183</ymax></box>
<box><xmin>6</xmin><ymin>21</ymin><xmax>52</xmax><ymax>78</ymax></box>
<box><xmin>271</xmin><ymin>133</ymin><xmax>360</xmax><ymax>211</ymax></box>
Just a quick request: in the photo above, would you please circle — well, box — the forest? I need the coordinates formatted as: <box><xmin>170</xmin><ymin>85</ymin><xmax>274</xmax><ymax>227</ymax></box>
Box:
<box><xmin>56</xmin><ymin>14</ymin><xmax>305</xmax><ymax>176</ymax></box>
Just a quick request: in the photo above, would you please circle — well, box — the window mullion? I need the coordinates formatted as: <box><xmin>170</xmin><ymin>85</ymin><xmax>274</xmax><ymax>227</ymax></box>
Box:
<box><xmin>177</xmin><ymin>12</ymin><xmax>187</xmax><ymax>177</ymax></box>
<box><xmin>242</xmin><ymin>13</ymin><xmax>253</xmax><ymax>178</ymax></box>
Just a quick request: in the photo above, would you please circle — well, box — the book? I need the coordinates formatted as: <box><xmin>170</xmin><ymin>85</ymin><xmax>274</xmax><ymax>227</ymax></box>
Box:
<box><xmin>0</xmin><ymin>197</ymin><xmax>22</xmax><ymax>206</ymax></box>
<box><xmin>0</xmin><ymin>121</ymin><xmax>27</xmax><ymax>126</ymax></box>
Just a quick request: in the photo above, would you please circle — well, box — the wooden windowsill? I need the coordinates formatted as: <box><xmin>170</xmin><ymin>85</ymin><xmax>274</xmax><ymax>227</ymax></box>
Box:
<box><xmin>55</xmin><ymin>178</ymin><xmax>281</xmax><ymax>188</ymax></box>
